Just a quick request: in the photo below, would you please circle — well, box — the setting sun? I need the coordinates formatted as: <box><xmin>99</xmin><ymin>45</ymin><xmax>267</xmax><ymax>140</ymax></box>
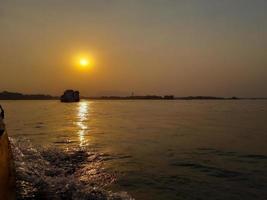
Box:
<box><xmin>79</xmin><ymin>59</ymin><xmax>89</xmax><ymax>67</ymax></box>
<box><xmin>72</xmin><ymin>53</ymin><xmax>95</xmax><ymax>71</ymax></box>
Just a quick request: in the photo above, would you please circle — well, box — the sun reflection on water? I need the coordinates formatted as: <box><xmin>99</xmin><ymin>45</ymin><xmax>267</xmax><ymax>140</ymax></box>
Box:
<box><xmin>76</xmin><ymin>101</ymin><xmax>90</xmax><ymax>146</ymax></box>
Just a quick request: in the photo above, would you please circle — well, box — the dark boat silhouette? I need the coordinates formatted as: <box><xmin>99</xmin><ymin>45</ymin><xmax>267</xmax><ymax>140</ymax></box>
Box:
<box><xmin>60</xmin><ymin>90</ymin><xmax>80</xmax><ymax>102</ymax></box>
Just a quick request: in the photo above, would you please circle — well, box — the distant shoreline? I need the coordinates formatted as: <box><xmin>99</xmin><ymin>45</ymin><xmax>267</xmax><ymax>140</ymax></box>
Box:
<box><xmin>0</xmin><ymin>91</ymin><xmax>266</xmax><ymax>100</ymax></box>
<box><xmin>0</xmin><ymin>91</ymin><xmax>57</xmax><ymax>100</ymax></box>
<box><xmin>83</xmin><ymin>97</ymin><xmax>267</xmax><ymax>100</ymax></box>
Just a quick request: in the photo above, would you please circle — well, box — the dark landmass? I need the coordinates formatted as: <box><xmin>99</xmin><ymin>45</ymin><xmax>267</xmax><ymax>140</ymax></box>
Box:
<box><xmin>1</xmin><ymin>91</ymin><xmax>266</xmax><ymax>100</ymax></box>
<box><xmin>83</xmin><ymin>95</ymin><xmax>267</xmax><ymax>100</ymax></box>
<box><xmin>0</xmin><ymin>91</ymin><xmax>57</xmax><ymax>100</ymax></box>
<box><xmin>176</xmin><ymin>96</ymin><xmax>234</xmax><ymax>100</ymax></box>
<box><xmin>84</xmin><ymin>95</ymin><xmax>171</xmax><ymax>100</ymax></box>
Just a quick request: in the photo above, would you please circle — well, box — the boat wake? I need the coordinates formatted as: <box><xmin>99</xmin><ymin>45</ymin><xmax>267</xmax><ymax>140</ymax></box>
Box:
<box><xmin>10</xmin><ymin>138</ymin><xmax>133</xmax><ymax>200</ymax></box>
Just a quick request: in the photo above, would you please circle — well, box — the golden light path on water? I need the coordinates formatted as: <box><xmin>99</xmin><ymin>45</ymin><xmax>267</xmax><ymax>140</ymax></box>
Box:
<box><xmin>76</xmin><ymin>101</ymin><xmax>90</xmax><ymax>146</ymax></box>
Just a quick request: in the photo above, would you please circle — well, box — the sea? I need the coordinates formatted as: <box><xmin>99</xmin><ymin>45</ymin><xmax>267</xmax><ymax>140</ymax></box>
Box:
<box><xmin>1</xmin><ymin>100</ymin><xmax>267</xmax><ymax>200</ymax></box>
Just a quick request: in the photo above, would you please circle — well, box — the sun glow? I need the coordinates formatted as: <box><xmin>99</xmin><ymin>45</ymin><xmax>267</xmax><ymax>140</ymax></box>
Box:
<box><xmin>79</xmin><ymin>58</ymin><xmax>89</xmax><ymax>67</ymax></box>
<box><xmin>73</xmin><ymin>53</ymin><xmax>95</xmax><ymax>71</ymax></box>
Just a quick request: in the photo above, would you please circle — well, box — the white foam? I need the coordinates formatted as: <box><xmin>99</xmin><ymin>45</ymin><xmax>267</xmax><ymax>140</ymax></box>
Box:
<box><xmin>10</xmin><ymin>137</ymin><xmax>134</xmax><ymax>200</ymax></box>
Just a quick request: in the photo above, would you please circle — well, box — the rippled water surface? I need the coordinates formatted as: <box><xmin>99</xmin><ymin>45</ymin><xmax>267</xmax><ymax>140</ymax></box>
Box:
<box><xmin>1</xmin><ymin>100</ymin><xmax>267</xmax><ymax>200</ymax></box>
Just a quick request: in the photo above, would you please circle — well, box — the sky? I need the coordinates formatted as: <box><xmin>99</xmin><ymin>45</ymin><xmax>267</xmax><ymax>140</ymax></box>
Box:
<box><xmin>0</xmin><ymin>0</ymin><xmax>266</xmax><ymax>97</ymax></box>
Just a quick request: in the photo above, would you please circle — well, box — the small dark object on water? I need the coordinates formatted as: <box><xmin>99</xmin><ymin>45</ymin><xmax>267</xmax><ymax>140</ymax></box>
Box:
<box><xmin>0</xmin><ymin>105</ymin><xmax>4</xmax><ymax>136</ymax></box>
<box><xmin>60</xmin><ymin>90</ymin><xmax>80</xmax><ymax>102</ymax></box>
<box><xmin>0</xmin><ymin>105</ymin><xmax>4</xmax><ymax>119</ymax></box>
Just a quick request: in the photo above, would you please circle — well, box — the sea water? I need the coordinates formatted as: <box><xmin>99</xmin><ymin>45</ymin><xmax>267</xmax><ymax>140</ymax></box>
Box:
<box><xmin>1</xmin><ymin>100</ymin><xmax>267</xmax><ymax>200</ymax></box>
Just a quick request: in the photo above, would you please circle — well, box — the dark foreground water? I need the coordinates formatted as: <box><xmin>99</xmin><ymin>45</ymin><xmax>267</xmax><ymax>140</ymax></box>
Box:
<box><xmin>1</xmin><ymin>100</ymin><xmax>267</xmax><ymax>200</ymax></box>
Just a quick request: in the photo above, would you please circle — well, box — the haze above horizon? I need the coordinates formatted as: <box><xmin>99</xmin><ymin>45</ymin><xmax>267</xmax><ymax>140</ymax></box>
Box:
<box><xmin>1</xmin><ymin>0</ymin><xmax>267</xmax><ymax>97</ymax></box>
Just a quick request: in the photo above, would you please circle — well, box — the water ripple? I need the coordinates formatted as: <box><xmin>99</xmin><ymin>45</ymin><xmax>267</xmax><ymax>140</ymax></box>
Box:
<box><xmin>10</xmin><ymin>138</ymin><xmax>134</xmax><ymax>200</ymax></box>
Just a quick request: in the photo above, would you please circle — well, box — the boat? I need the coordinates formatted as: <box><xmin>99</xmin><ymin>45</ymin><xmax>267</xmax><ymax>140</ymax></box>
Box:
<box><xmin>0</xmin><ymin>118</ymin><xmax>15</xmax><ymax>200</ymax></box>
<box><xmin>60</xmin><ymin>90</ymin><xmax>80</xmax><ymax>102</ymax></box>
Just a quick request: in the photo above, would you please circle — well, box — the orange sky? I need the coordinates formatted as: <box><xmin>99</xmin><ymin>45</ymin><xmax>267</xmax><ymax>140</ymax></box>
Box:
<box><xmin>0</xmin><ymin>0</ymin><xmax>267</xmax><ymax>97</ymax></box>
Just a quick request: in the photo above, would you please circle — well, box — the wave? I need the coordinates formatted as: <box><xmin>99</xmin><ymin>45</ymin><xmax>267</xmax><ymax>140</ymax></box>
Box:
<box><xmin>10</xmin><ymin>138</ymin><xmax>133</xmax><ymax>200</ymax></box>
